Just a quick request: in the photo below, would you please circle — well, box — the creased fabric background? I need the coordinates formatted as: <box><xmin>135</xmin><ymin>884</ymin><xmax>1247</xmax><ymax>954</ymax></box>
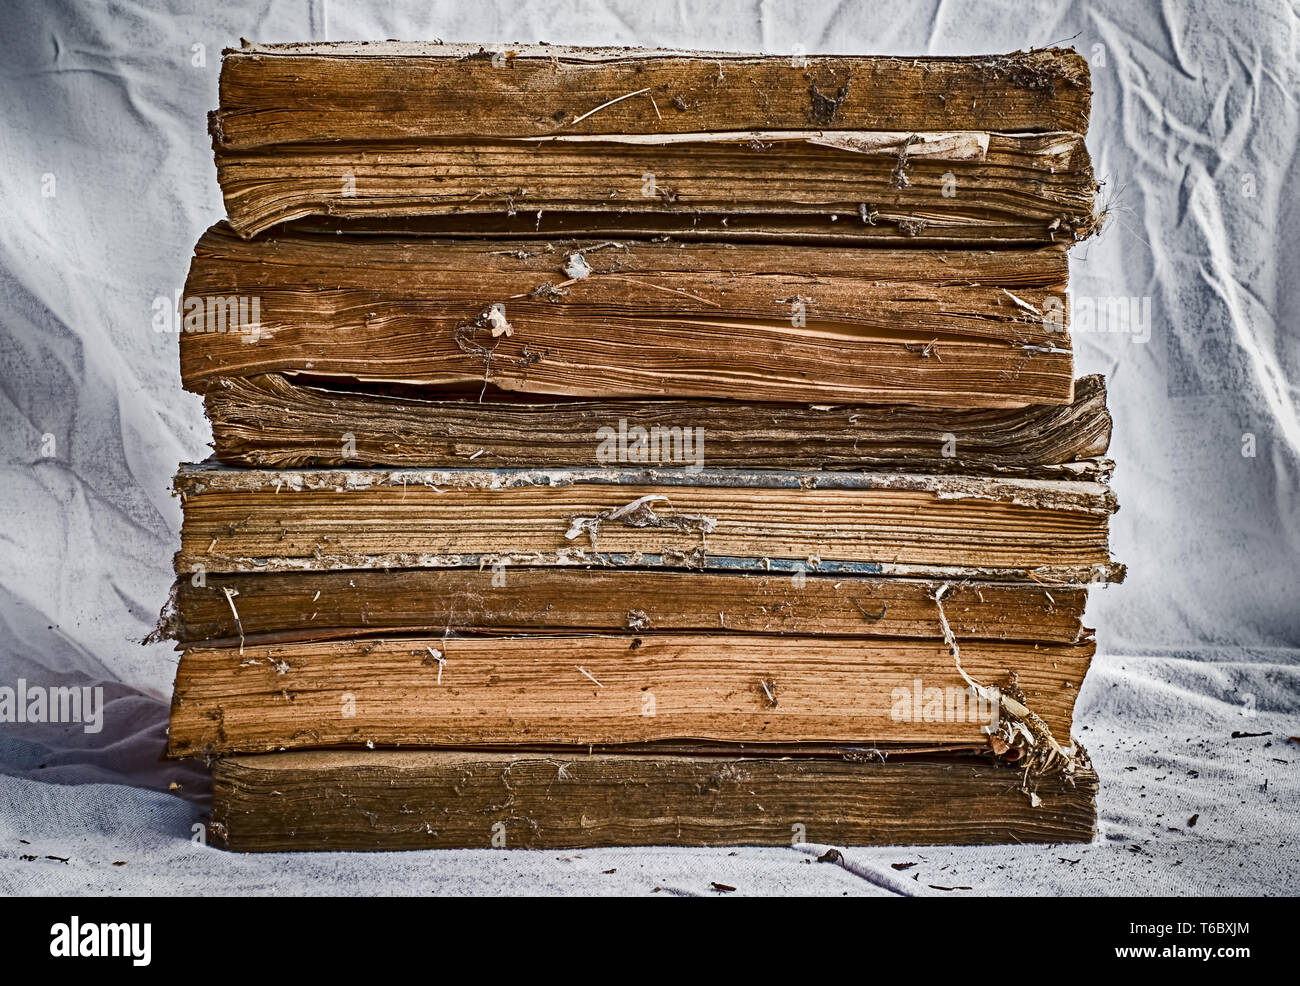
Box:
<box><xmin>0</xmin><ymin>0</ymin><xmax>1296</xmax><ymax>895</ymax></box>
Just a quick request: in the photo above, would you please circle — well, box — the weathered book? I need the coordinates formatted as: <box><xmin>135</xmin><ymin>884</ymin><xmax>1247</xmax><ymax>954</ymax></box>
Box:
<box><xmin>205</xmin><ymin>372</ymin><xmax>1112</xmax><ymax>473</ymax></box>
<box><xmin>216</xmin><ymin>43</ymin><xmax>1092</xmax><ymax>142</ymax></box>
<box><xmin>181</xmin><ymin>225</ymin><xmax>1076</xmax><ymax>406</ymax></box>
<box><xmin>173</xmin><ymin>465</ymin><xmax>1122</xmax><ymax>582</ymax></box>
<box><xmin>209</xmin><ymin>749</ymin><xmax>1099</xmax><ymax>850</ymax></box>
<box><xmin>165</xmin><ymin>569</ymin><xmax>1088</xmax><ymax>647</ymax></box>
<box><xmin>168</xmin><ymin>632</ymin><xmax>1093</xmax><ymax>755</ymax></box>
<box><xmin>217</xmin><ymin>131</ymin><xmax>1095</xmax><ymax>243</ymax></box>
<box><xmin>212</xmin><ymin>43</ymin><xmax>1095</xmax><ymax>241</ymax></box>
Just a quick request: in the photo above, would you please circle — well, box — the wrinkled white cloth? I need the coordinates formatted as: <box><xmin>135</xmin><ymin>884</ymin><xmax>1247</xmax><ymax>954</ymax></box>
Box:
<box><xmin>0</xmin><ymin>0</ymin><xmax>1296</xmax><ymax>895</ymax></box>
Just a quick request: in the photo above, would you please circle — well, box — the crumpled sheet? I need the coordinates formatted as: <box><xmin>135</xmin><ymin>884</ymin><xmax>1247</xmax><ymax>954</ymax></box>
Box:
<box><xmin>0</xmin><ymin>0</ymin><xmax>1296</xmax><ymax>895</ymax></box>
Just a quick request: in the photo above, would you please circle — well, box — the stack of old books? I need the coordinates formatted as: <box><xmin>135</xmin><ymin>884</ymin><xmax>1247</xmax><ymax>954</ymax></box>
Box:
<box><xmin>161</xmin><ymin>42</ymin><xmax>1120</xmax><ymax>851</ymax></box>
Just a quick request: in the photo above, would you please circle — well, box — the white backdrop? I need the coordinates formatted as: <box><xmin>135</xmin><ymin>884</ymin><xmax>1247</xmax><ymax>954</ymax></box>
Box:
<box><xmin>0</xmin><ymin>0</ymin><xmax>1296</xmax><ymax>895</ymax></box>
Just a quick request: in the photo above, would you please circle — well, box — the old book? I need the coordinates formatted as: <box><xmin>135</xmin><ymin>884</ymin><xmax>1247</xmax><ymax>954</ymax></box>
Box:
<box><xmin>215</xmin><ymin>43</ymin><xmax>1092</xmax><ymax>144</ymax></box>
<box><xmin>205</xmin><ymin>373</ymin><xmax>1112</xmax><ymax>473</ymax></box>
<box><xmin>181</xmin><ymin>225</ymin><xmax>1076</xmax><ymax>406</ymax></box>
<box><xmin>213</xmin><ymin>44</ymin><xmax>1095</xmax><ymax>241</ymax></box>
<box><xmin>165</xmin><ymin>569</ymin><xmax>1087</xmax><ymax>647</ymax></box>
<box><xmin>169</xmin><ymin>633</ymin><xmax>1092</xmax><ymax>755</ymax></box>
<box><xmin>217</xmin><ymin>131</ymin><xmax>1095</xmax><ymax>242</ymax></box>
<box><xmin>209</xmin><ymin>749</ymin><xmax>1099</xmax><ymax>850</ymax></box>
<box><xmin>173</xmin><ymin>465</ymin><xmax>1121</xmax><ymax>582</ymax></box>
